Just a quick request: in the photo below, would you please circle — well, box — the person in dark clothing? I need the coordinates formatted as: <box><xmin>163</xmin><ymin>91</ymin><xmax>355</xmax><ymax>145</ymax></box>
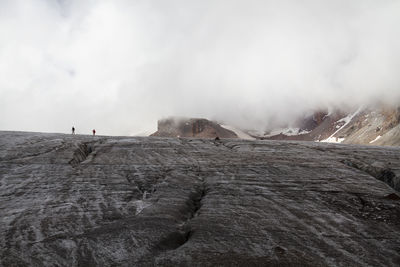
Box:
<box><xmin>72</xmin><ymin>126</ymin><xmax>75</xmax><ymax>134</ymax></box>
<box><xmin>92</xmin><ymin>129</ymin><xmax>96</xmax><ymax>136</ymax></box>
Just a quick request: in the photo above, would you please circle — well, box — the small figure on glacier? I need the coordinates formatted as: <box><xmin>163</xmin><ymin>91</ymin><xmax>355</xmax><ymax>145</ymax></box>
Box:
<box><xmin>72</xmin><ymin>126</ymin><xmax>75</xmax><ymax>135</ymax></box>
<box><xmin>92</xmin><ymin>129</ymin><xmax>96</xmax><ymax>136</ymax></box>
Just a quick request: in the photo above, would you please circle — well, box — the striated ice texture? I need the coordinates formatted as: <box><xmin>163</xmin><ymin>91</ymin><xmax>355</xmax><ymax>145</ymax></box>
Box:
<box><xmin>0</xmin><ymin>131</ymin><xmax>399</xmax><ymax>266</ymax></box>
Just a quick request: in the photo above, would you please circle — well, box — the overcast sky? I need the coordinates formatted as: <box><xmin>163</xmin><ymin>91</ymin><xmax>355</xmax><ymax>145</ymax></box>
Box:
<box><xmin>1</xmin><ymin>0</ymin><xmax>399</xmax><ymax>135</ymax></box>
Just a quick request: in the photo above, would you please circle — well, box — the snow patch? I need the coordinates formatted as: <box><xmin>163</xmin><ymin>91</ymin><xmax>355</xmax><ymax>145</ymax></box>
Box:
<box><xmin>321</xmin><ymin>107</ymin><xmax>362</xmax><ymax>143</ymax></box>
<box><xmin>369</xmin><ymin>135</ymin><xmax>381</xmax><ymax>143</ymax></box>
<box><xmin>264</xmin><ymin>128</ymin><xmax>311</xmax><ymax>137</ymax></box>
<box><xmin>321</xmin><ymin>137</ymin><xmax>345</xmax><ymax>143</ymax></box>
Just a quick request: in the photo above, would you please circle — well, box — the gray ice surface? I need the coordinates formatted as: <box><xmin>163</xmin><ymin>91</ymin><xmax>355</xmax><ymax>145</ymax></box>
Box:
<box><xmin>0</xmin><ymin>131</ymin><xmax>399</xmax><ymax>266</ymax></box>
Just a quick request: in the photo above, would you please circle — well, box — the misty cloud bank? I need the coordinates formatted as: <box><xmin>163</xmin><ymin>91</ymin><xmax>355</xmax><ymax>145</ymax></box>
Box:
<box><xmin>1</xmin><ymin>0</ymin><xmax>399</xmax><ymax>135</ymax></box>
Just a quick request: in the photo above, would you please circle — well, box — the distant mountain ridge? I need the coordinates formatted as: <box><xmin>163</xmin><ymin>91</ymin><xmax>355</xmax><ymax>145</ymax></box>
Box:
<box><xmin>256</xmin><ymin>105</ymin><xmax>400</xmax><ymax>146</ymax></box>
<box><xmin>150</xmin><ymin>106</ymin><xmax>400</xmax><ymax>146</ymax></box>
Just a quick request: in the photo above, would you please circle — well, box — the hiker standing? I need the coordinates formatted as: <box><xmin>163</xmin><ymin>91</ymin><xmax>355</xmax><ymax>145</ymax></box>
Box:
<box><xmin>92</xmin><ymin>129</ymin><xmax>96</xmax><ymax>136</ymax></box>
<box><xmin>72</xmin><ymin>126</ymin><xmax>75</xmax><ymax>134</ymax></box>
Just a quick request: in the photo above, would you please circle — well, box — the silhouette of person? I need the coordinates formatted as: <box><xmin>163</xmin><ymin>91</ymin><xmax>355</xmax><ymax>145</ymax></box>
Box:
<box><xmin>92</xmin><ymin>129</ymin><xmax>96</xmax><ymax>136</ymax></box>
<box><xmin>72</xmin><ymin>126</ymin><xmax>75</xmax><ymax>134</ymax></box>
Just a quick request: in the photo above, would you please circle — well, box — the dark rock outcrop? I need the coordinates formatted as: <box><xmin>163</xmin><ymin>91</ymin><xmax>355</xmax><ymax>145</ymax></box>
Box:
<box><xmin>151</xmin><ymin>117</ymin><xmax>238</xmax><ymax>139</ymax></box>
<box><xmin>1</xmin><ymin>131</ymin><xmax>400</xmax><ymax>266</ymax></box>
<box><xmin>299</xmin><ymin>109</ymin><xmax>329</xmax><ymax>131</ymax></box>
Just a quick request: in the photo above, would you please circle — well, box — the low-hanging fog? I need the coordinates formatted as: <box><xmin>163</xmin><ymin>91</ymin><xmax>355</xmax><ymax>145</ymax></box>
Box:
<box><xmin>1</xmin><ymin>0</ymin><xmax>399</xmax><ymax>135</ymax></box>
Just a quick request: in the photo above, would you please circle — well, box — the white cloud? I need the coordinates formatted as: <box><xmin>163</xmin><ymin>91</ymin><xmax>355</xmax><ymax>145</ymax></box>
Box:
<box><xmin>0</xmin><ymin>0</ymin><xmax>399</xmax><ymax>135</ymax></box>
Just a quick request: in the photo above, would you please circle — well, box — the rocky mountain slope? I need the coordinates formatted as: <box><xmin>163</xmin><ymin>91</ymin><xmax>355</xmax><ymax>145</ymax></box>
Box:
<box><xmin>1</xmin><ymin>131</ymin><xmax>400</xmax><ymax>266</ymax></box>
<box><xmin>259</xmin><ymin>106</ymin><xmax>400</xmax><ymax>146</ymax></box>
<box><xmin>151</xmin><ymin>117</ymin><xmax>238</xmax><ymax>139</ymax></box>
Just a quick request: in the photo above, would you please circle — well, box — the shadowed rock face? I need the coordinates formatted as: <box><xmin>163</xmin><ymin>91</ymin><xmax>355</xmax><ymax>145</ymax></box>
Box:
<box><xmin>151</xmin><ymin>117</ymin><xmax>238</xmax><ymax>139</ymax></box>
<box><xmin>262</xmin><ymin>106</ymin><xmax>400</xmax><ymax>146</ymax></box>
<box><xmin>1</xmin><ymin>131</ymin><xmax>400</xmax><ymax>266</ymax></box>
